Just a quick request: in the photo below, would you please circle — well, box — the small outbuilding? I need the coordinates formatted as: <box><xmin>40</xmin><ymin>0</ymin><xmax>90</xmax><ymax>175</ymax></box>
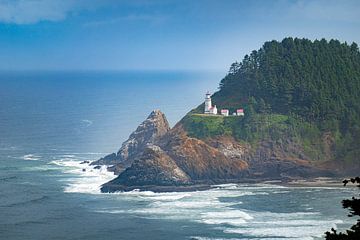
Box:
<box><xmin>221</xmin><ymin>109</ymin><xmax>229</xmax><ymax>116</ymax></box>
<box><xmin>236</xmin><ymin>109</ymin><xmax>244</xmax><ymax>116</ymax></box>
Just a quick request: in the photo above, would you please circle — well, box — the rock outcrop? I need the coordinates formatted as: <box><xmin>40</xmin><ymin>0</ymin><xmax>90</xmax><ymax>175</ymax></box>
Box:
<box><xmin>99</xmin><ymin>110</ymin><xmax>336</xmax><ymax>193</ymax></box>
<box><xmin>92</xmin><ymin>110</ymin><xmax>170</xmax><ymax>168</ymax></box>
<box><xmin>101</xmin><ymin>145</ymin><xmax>191</xmax><ymax>192</ymax></box>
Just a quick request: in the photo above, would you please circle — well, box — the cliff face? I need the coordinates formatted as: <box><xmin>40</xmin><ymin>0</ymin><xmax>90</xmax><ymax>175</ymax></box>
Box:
<box><xmin>157</xmin><ymin>125</ymin><xmax>248</xmax><ymax>182</ymax></box>
<box><xmin>99</xmin><ymin>110</ymin><xmax>335</xmax><ymax>193</ymax></box>
<box><xmin>92</xmin><ymin>109</ymin><xmax>170</xmax><ymax>169</ymax></box>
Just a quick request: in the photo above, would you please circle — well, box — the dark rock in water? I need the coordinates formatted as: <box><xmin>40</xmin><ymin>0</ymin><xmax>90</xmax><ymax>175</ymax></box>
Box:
<box><xmin>93</xmin><ymin>165</ymin><xmax>101</xmax><ymax>170</ymax></box>
<box><xmin>92</xmin><ymin>110</ymin><xmax>170</xmax><ymax>168</ymax></box>
<box><xmin>80</xmin><ymin>161</ymin><xmax>90</xmax><ymax>164</ymax></box>
<box><xmin>82</xmin><ymin>168</ymin><xmax>86</xmax><ymax>172</ymax></box>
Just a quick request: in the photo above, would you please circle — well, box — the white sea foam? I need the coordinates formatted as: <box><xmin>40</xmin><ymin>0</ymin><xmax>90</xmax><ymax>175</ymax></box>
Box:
<box><xmin>51</xmin><ymin>156</ymin><xmax>346</xmax><ymax>239</ymax></box>
<box><xmin>212</xmin><ymin>183</ymin><xmax>239</xmax><ymax>189</ymax></box>
<box><xmin>224</xmin><ymin>224</ymin><xmax>335</xmax><ymax>238</ymax></box>
<box><xmin>51</xmin><ymin>158</ymin><xmax>116</xmax><ymax>194</ymax></box>
<box><xmin>221</xmin><ymin>211</ymin><xmax>343</xmax><ymax>239</ymax></box>
<box><xmin>60</xmin><ymin>154</ymin><xmax>76</xmax><ymax>158</ymax></box>
<box><xmin>96</xmin><ymin>185</ymin><xmax>346</xmax><ymax>240</ymax></box>
<box><xmin>98</xmin><ymin>187</ymin><xmax>256</xmax><ymax>227</ymax></box>
<box><xmin>146</xmin><ymin>193</ymin><xmax>192</xmax><ymax>201</ymax></box>
<box><xmin>213</xmin><ymin>183</ymin><xmax>288</xmax><ymax>190</ymax></box>
<box><xmin>21</xmin><ymin>154</ymin><xmax>41</xmax><ymax>160</ymax></box>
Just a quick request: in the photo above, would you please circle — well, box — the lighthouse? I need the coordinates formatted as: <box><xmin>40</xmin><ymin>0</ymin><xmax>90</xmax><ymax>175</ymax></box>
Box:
<box><xmin>204</xmin><ymin>92</ymin><xmax>212</xmax><ymax>113</ymax></box>
<box><xmin>204</xmin><ymin>92</ymin><xmax>217</xmax><ymax>114</ymax></box>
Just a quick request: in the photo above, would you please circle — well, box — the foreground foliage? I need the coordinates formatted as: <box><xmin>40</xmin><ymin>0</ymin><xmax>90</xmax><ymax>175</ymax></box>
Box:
<box><xmin>325</xmin><ymin>177</ymin><xmax>360</xmax><ymax>239</ymax></box>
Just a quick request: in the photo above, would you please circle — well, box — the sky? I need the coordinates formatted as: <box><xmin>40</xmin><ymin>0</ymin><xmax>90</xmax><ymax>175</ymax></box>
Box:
<box><xmin>0</xmin><ymin>0</ymin><xmax>359</xmax><ymax>71</ymax></box>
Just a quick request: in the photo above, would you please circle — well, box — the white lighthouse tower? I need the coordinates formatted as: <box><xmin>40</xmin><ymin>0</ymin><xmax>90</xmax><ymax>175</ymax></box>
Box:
<box><xmin>204</xmin><ymin>92</ymin><xmax>212</xmax><ymax>114</ymax></box>
<box><xmin>204</xmin><ymin>92</ymin><xmax>217</xmax><ymax>114</ymax></box>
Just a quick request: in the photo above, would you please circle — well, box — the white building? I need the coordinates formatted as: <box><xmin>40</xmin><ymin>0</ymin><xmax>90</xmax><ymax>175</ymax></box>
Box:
<box><xmin>236</xmin><ymin>109</ymin><xmax>244</xmax><ymax>116</ymax></box>
<box><xmin>204</xmin><ymin>92</ymin><xmax>217</xmax><ymax>114</ymax></box>
<box><xmin>210</xmin><ymin>105</ymin><xmax>218</xmax><ymax>114</ymax></box>
<box><xmin>221</xmin><ymin>109</ymin><xmax>229</xmax><ymax>116</ymax></box>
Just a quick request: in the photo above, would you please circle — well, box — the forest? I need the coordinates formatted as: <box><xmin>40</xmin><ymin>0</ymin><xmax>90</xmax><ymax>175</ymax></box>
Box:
<box><xmin>188</xmin><ymin>38</ymin><xmax>360</xmax><ymax>170</ymax></box>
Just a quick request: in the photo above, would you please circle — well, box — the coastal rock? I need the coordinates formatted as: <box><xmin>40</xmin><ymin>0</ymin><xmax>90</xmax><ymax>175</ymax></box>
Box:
<box><xmin>92</xmin><ymin>109</ymin><xmax>170</xmax><ymax>167</ymax></box>
<box><xmin>101</xmin><ymin>144</ymin><xmax>191</xmax><ymax>192</ymax></box>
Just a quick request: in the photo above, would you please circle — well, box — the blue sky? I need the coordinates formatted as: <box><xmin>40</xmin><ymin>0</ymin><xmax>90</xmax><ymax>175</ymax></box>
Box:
<box><xmin>0</xmin><ymin>0</ymin><xmax>359</xmax><ymax>71</ymax></box>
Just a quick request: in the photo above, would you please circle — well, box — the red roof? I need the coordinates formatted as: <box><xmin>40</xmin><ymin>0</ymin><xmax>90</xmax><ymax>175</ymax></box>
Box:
<box><xmin>237</xmin><ymin>109</ymin><xmax>244</xmax><ymax>113</ymax></box>
<box><xmin>221</xmin><ymin>109</ymin><xmax>229</xmax><ymax>112</ymax></box>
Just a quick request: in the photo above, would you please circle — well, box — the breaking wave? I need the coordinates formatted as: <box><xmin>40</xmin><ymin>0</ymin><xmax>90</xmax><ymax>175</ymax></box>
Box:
<box><xmin>21</xmin><ymin>154</ymin><xmax>41</xmax><ymax>161</ymax></box>
<box><xmin>50</xmin><ymin>156</ymin><xmax>116</xmax><ymax>194</ymax></box>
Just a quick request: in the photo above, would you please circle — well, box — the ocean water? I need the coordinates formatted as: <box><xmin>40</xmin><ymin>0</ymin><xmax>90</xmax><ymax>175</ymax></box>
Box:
<box><xmin>0</xmin><ymin>71</ymin><xmax>357</xmax><ymax>240</ymax></box>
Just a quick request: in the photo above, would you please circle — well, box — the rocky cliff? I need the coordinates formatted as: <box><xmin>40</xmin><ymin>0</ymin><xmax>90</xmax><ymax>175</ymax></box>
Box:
<box><xmin>99</xmin><ymin>110</ymin><xmax>335</xmax><ymax>193</ymax></box>
<box><xmin>91</xmin><ymin>109</ymin><xmax>170</xmax><ymax>171</ymax></box>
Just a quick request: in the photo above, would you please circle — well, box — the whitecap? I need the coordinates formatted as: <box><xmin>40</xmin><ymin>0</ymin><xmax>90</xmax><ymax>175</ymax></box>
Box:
<box><xmin>60</xmin><ymin>154</ymin><xmax>76</xmax><ymax>158</ymax></box>
<box><xmin>199</xmin><ymin>210</ymin><xmax>253</xmax><ymax>226</ymax></box>
<box><xmin>21</xmin><ymin>154</ymin><xmax>41</xmax><ymax>161</ymax></box>
<box><xmin>221</xmin><ymin>210</ymin><xmax>343</xmax><ymax>239</ymax></box>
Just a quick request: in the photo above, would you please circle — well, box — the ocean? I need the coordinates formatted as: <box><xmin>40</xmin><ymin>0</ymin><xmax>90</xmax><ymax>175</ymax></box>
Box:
<box><xmin>0</xmin><ymin>71</ymin><xmax>356</xmax><ymax>240</ymax></box>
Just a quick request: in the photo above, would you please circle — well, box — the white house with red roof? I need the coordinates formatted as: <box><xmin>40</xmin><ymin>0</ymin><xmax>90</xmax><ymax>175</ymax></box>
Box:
<box><xmin>221</xmin><ymin>109</ymin><xmax>229</xmax><ymax>116</ymax></box>
<box><xmin>236</xmin><ymin>108</ymin><xmax>244</xmax><ymax>116</ymax></box>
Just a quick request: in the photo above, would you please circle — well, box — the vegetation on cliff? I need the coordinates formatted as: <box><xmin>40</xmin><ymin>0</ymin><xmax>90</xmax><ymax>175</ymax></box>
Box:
<box><xmin>185</xmin><ymin>38</ymin><xmax>360</xmax><ymax>170</ymax></box>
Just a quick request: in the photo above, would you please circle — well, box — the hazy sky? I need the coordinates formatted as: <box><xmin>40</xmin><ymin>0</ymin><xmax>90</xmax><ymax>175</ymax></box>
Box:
<box><xmin>0</xmin><ymin>0</ymin><xmax>359</xmax><ymax>71</ymax></box>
